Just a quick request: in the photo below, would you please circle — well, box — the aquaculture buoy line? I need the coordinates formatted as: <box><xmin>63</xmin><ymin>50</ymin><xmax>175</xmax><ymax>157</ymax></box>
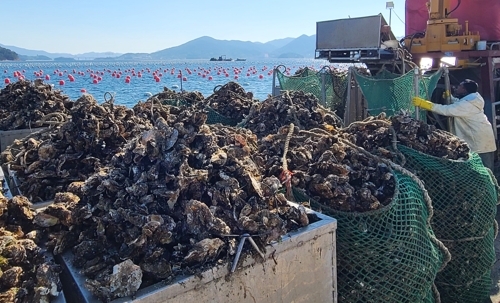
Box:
<box><xmin>1</xmin><ymin>60</ymin><xmax>331</xmax><ymax>104</ymax></box>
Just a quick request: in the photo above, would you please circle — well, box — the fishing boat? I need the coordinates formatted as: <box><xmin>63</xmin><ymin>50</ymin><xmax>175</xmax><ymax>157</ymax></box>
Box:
<box><xmin>209</xmin><ymin>55</ymin><xmax>233</xmax><ymax>61</ymax></box>
<box><xmin>235</xmin><ymin>58</ymin><xmax>246</xmax><ymax>61</ymax></box>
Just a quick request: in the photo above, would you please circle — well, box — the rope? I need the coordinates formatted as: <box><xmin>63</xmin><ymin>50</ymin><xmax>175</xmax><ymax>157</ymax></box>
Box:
<box><xmin>283</xmin><ymin>91</ymin><xmax>301</xmax><ymax>129</ymax></box>
<box><xmin>282</xmin><ymin>123</ymin><xmax>294</xmax><ymax>172</ymax></box>
<box><xmin>237</xmin><ymin>103</ymin><xmax>257</xmax><ymax>128</ymax></box>
<box><xmin>36</xmin><ymin>112</ymin><xmax>70</xmax><ymax>126</ymax></box>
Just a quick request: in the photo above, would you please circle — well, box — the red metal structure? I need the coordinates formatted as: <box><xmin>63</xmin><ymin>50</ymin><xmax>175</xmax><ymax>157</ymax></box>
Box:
<box><xmin>403</xmin><ymin>0</ymin><xmax>500</xmax><ymax>139</ymax></box>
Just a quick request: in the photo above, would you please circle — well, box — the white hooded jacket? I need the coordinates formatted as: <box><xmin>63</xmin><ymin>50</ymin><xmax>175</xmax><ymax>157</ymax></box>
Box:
<box><xmin>431</xmin><ymin>92</ymin><xmax>497</xmax><ymax>153</ymax></box>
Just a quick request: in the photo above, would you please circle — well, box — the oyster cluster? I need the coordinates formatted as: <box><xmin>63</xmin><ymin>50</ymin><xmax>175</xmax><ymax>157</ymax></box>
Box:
<box><xmin>203</xmin><ymin>81</ymin><xmax>257</xmax><ymax>122</ymax></box>
<box><xmin>244</xmin><ymin>90</ymin><xmax>343</xmax><ymax>138</ymax></box>
<box><xmin>60</xmin><ymin>112</ymin><xmax>308</xmax><ymax>302</ymax></box>
<box><xmin>2</xmin><ymin>94</ymin><xmax>154</xmax><ymax>203</ymax></box>
<box><xmin>0</xmin><ymin>78</ymin><xmax>477</xmax><ymax>302</ymax></box>
<box><xmin>258</xmin><ymin>125</ymin><xmax>395</xmax><ymax>212</ymax></box>
<box><xmin>0</xmin><ymin>79</ymin><xmax>72</xmax><ymax>130</ymax></box>
<box><xmin>0</xmin><ymin>193</ymin><xmax>65</xmax><ymax>303</ymax></box>
<box><xmin>147</xmin><ymin>87</ymin><xmax>205</xmax><ymax>106</ymax></box>
<box><xmin>342</xmin><ymin>112</ymin><xmax>470</xmax><ymax>160</ymax></box>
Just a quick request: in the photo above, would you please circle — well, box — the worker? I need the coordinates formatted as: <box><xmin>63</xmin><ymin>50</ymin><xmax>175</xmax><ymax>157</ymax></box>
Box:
<box><xmin>412</xmin><ymin>79</ymin><xmax>497</xmax><ymax>171</ymax></box>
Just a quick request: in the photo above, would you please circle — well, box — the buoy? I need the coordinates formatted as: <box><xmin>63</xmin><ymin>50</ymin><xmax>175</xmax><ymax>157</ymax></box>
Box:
<box><xmin>208</xmin><ymin>76</ymin><xmax>213</xmax><ymax>80</ymax></box>
<box><xmin>155</xmin><ymin>77</ymin><xmax>160</xmax><ymax>82</ymax></box>
<box><xmin>59</xmin><ymin>80</ymin><xmax>65</xmax><ymax>85</ymax></box>
<box><xmin>125</xmin><ymin>78</ymin><xmax>130</xmax><ymax>83</ymax></box>
<box><xmin>80</xmin><ymin>88</ymin><xmax>86</xmax><ymax>93</ymax></box>
<box><xmin>93</xmin><ymin>79</ymin><xmax>98</xmax><ymax>84</ymax></box>
<box><xmin>259</xmin><ymin>75</ymin><xmax>264</xmax><ymax>79</ymax></box>
<box><xmin>4</xmin><ymin>78</ymin><xmax>10</xmax><ymax>84</ymax></box>
<box><xmin>182</xmin><ymin>77</ymin><xmax>187</xmax><ymax>81</ymax></box>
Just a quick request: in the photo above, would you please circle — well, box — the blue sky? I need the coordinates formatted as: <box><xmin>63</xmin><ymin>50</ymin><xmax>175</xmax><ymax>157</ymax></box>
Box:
<box><xmin>1</xmin><ymin>0</ymin><xmax>407</xmax><ymax>54</ymax></box>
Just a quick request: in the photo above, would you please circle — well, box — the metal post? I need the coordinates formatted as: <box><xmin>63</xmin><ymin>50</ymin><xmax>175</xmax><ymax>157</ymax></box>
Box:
<box><xmin>443</xmin><ymin>66</ymin><xmax>454</xmax><ymax>132</ymax></box>
<box><xmin>344</xmin><ymin>67</ymin><xmax>353</xmax><ymax>124</ymax></box>
<box><xmin>272</xmin><ymin>68</ymin><xmax>279</xmax><ymax>97</ymax></box>
<box><xmin>321</xmin><ymin>72</ymin><xmax>327</xmax><ymax>106</ymax></box>
<box><xmin>414</xmin><ymin>68</ymin><xmax>420</xmax><ymax>120</ymax></box>
<box><xmin>180</xmin><ymin>70</ymin><xmax>183</xmax><ymax>91</ymax></box>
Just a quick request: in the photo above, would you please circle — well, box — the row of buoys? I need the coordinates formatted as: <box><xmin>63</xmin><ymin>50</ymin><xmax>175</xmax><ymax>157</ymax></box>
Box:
<box><xmin>2</xmin><ymin>64</ymin><xmax>309</xmax><ymax>88</ymax></box>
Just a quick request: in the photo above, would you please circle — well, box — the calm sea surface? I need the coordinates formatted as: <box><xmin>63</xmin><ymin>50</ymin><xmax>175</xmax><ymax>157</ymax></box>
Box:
<box><xmin>0</xmin><ymin>58</ymin><xmax>334</xmax><ymax>107</ymax></box>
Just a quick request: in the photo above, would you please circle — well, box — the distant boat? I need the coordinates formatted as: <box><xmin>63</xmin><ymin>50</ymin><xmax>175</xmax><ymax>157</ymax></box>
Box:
<box><xmin>235</xmin><ymin>58</ymin><xmax>246</xmax><ymax>61</ymax></box>
<box><xmin>210</xmin><ymin>55</ymin><xmax>233</xmax><ymax>61</ymax></box>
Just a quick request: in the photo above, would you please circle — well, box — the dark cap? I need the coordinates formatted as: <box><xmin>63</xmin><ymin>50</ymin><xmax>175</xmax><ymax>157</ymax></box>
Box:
<box><xmin>460</xmin><ymin>79</ymin><xmax>478</xmax><ymax>94</ymax></box>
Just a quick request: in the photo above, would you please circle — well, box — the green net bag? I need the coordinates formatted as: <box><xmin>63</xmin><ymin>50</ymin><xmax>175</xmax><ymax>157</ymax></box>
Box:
<box><xmin>160</xmin><ymin>99</ymin><xmax>239</xmax><ymax>126</ymax></box>
<box><xmin>396</xmin><ymin>145</ymin><xmax>498</xmax><ymax>303</ymax></box>
<box><xmin>353</xmin><ymin>68</ymin><xmax>442</xmax><ymax>120</ymax></box>
<box><xmin>275</xmin><ymin>66</ymin><xmax>348</xmax><ymax>113</ymax></box>
<box><xmin>205</xmin><ymin>106</ymin><xmax>240</xmax><ymax>126</ymax></box>
<box><xmin>435</xmin><ymin>225</ymin><xmax>496</xmax><ymax>302</ymax></box>
<box><xmin>396</xmin><ymin>145</ymin><xmax>498</xmax><ymax>239</ymax></box>
<box><xmin>295</xmin><ymin>167</ymin><xmax>450</xmax><ymax>303</ymax></box>
<box><xmin>160</xmin><ymin>99</ymin><xmax>188</xmax><ymax>106</ymax></box>
<box><xmin>436</xmin><ymin>268</ymin><xmax>493</xmax><ymax>303</ymax></box>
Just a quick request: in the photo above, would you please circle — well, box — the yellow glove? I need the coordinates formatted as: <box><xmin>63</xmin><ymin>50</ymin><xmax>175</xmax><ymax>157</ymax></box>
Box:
<box><xmin>412</xmin><ymin>97</ymin><xmax>434</xmax><ymax>111</ymax></box>
<box><xmin>442</xmin><ymin>90</ymin><xmax>451</xmax><ymax>99</ymax></box>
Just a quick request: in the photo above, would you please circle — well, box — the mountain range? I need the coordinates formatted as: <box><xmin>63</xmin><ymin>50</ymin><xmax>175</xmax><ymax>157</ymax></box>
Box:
<box><xmin>0</xmin><ymin>35</ymin><xmax>316</xmax><ymax>61</ymax></box>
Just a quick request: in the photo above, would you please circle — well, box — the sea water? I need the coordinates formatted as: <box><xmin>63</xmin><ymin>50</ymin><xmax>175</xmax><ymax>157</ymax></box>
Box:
<box><xmin>0</xmin><ymin>58</ymin><xmax>334</xmax><ymax>108</ymax></box>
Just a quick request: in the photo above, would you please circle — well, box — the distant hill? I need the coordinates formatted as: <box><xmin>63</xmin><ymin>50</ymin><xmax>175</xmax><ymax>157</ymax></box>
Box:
<box><xmin>0</xmin><ymin>43</ymin><xmax>123</xmax><ymax>60</ymax></box>
<box><xmin>0</xmin><ymin>35</ymin><xmax>316</xmax><ymax>61</ymax></box>
<box><xmin>146</xmin><ymin>36</ymin><xmax>314</xmax><ymax>60</ymax></box>
<box><xmin>0</xmin><ymin>46</ymin><xmax>19</xmax><ymax>61</ymax></box>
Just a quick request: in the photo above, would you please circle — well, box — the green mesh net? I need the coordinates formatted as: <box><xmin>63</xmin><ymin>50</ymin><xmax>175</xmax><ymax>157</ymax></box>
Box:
<box><xmin>275</xmin><ymin>66</ymin><xmax>349</xmax><ymax>114</ymax></box>
<box><xmin>205</xmin><ymin>106</ymin><xmax>239</xmax><ymax>126</ymax></box>
<box><xmin>353</xmin><ymin>68</ymin><xmax>443</xmax><ymax>120</ymax></box>
<box><xmin>397</xmin><ymin>145</ymin><xmax>498</xmax><ymax>303</ymax></box>
<box><xmin>294</xmin><ymin>170</ymin><xmax>449</xmax><ymax>303</ymax></box>
<box><xmin>160</xmin><ymin>99</ymin><xmax>238</xmax><ymax>126</ymax></box>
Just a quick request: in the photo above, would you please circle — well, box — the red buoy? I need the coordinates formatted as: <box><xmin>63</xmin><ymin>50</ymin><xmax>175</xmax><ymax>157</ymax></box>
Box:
<box><xmin>125</xmin><ymin>78</ymin><xmax>130</xmax><ymax>83</ymax></box>
<box><xmin>45</xmin><ymin>75</ymin><xmax>50</xmax><ymax>80</ymax></box>
<box><xmin>93</xmin><ymin>79</ymin><xmax>98</xmax><ymax>84</ymax></box>
<box><xmin>80</xmin><ymin>88</ymin><xmax>87</xmax><ymax>93</ymax></box>
<box><xmin>59</xmin><ymin>80</ymin><xmax>65</xmax><ymax>85</ymax></box>
<box><xmin>4</xmin><ymin>78</ymin><xmax>10</xmax><ymax>84</ymax></box>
